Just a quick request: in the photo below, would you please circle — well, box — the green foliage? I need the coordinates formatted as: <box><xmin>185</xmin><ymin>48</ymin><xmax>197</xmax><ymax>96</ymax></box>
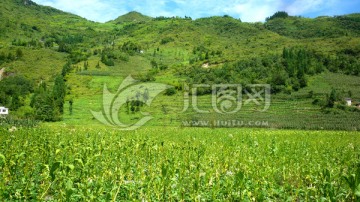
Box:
<box><xmin>110</xmin><ymin>11</ymin><xmax>152</xmax><ymax>24</ymax></box>
<box><xmin>31</xmin><ymin>85</ymin><xmax>61</xmax><ymax>122</ymax></box>
<box><xmin>164</xmin><ymin>87</ymin><xmax>176</xmax><ymax>96</ymax></box>
<box><xmin>0</xmin><ymin>0</ymin><xmax>360</xmax><ymax>130</ymax></box>
<box><xmin>189</xmin><ymin>45</ymin><xmax>223</xmax><ymax>64</ymax></box>
<box><xmin>16</xmin><ymin>48</ymin><xmax>23</xmax><ymax>58</ymax></box>
<box><xmin>0</xmin><ymin>116</ymin><xmax>38</xmax><ymax>128</ymax></box>
<box><xmin>150</xmin><ymin>59</ymin><xmax>158</xmax><ymax>68</ymax></box>
<box><xmin>68</xmin><ymin>99</ymin><xmax>73</xmax><ymax>115</ymax></box>
<box><xmin>0</xmin><ymin>127</ymin><xmax>359</xmax><ymax>200</ymax></box>
<box><xmin>83</xmin><ymin>60</ymin><xmax>89</xmax><ymax>71</ymax></box>
<box><xmin>100</xmin><ymin>48</ymin><xmax>118</xmax><ymax>66</ymax></box>
<box><xmin>56</xmin><ymin>34</ymin><xmax>84</xmax><ymax>54</ymax></box>
<box><xmin>53</xmin><ymin>75</ymin><xmax>66</xmax><ymax>113</ymax></box>
<box><xmin>61</xmin><ymin>61</ymin><xmax>72</xmax><ymax>77</ymax></box>
<box><xmin>326</xmin><ymin>88</ymin><xmax>338</xmax><ymax>108</ymax></box>
<box><xmin>95</xmin><ymin>61</ymin><xmax>101</xmax><ymax>69</ymax></box>
<box><xmin>118</xmin><ymin>53</ymin><xmax>129</xmax><ymax>62</ymax></box>
<box><xmin>343</xmin><ymin>163</ymin><xmax>360</xmax><ymax>201</ymax></box>
<box><xmin>182</xmin><ymin>46</ymin><xmax>328</xmax><ymax>94</ymax></box>
<box><xmin>120</xmin><ymin>41</ymin><xmax>142</xmax><ymax>55</ymax></box>
<box><xmin>0</xmin><ymin>50</ymin><xmax>21</xmax><ymax>65</ymax></box>
<box><xmin>30</xmin><ymin>74</ymin><xmax>66</xmax><ymax>121</ymax></box>
<box><xmin>327</xmin><ymin>48</ymin><xmax>360</xmax><ymax>75</ymax></box>
<box><xmin>160</xmin><ymin>36</ymin><xmax>174</xmax><ymax>45</ymax></box>
<box><xmin>0</xmin><ymin>76</ymin><xmax>34</xmax><ymax>110</ymax></box>
<box><xmin>265</xmin><ymin>11</ymin><xmax>289</xmax><ymax>21</ymax></box>
<box><xmin>265</xmin><ymin>13</ymin><xmax>360</xmax><ymax>38</ymax></box>
<box><xmin>101</xmin><ymin>56</ymin><xmax>114</xmax><ymax>66</ymax></box>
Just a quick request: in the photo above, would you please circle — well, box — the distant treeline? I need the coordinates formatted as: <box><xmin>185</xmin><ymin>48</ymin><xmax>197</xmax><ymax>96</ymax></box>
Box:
<box><xmin>180</xmin><ymin>46</ymin><xmax>360</xmax><ymax>95</ymax></box>
<box><xmin>0</xmin><ymin>62</ymin><xmax>70</xmax><ymax>121</ymax></box>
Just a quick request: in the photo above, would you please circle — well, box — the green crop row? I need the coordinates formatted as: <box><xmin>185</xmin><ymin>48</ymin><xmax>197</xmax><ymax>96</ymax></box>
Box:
<box><xmin>0</xmin><ymin>126</ymin><xmax>359</xmax><ymax>201</ymax></box>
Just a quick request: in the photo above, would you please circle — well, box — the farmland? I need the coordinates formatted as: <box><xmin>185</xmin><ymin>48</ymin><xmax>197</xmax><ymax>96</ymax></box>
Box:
<box><xmin>1</xmin><ymin>1</ymin><xmax>360</xmax><ymax>201</ymax></box>
<box><xmin>59</xmin><ymin>70</ymin><xmax>360</xmax><ymax>131</ymax></box>
<box><xmin>0</xmin><ymin>126</ymin><xmax>359</xmax><ymax>201</ymax></box>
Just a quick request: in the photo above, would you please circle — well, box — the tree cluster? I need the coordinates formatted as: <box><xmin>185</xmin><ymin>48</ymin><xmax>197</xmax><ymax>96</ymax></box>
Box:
<box><xmin>30</xmin><ymin>74</ymin><xmax>66</xmax><ymax>121</ymax></box>
<box><xmin>125</xmin><ymin>90</ymin><xmax>149</xmax><ymax>114</ymax></box>
<box><xmin>326</xmin><ymin>48</ymin><xmax>360</xmax><ymax>75</ymax></box>
<box><xmin>0</xmin><ymin>76</ymin><xmax>34</xmax><ymax>110</ymax></box>
<box><xmin>0</xmin><ymin>49</ymin><xmax>23</xmax><ymax>65</ymax></box>
<box><xmin>266</xmin><ymin>11</ymin><xmax>289</xmax><ymax>22</ymax></box>
<box><xmin>101</xmin><ymin>49</ymin><xmax>115</xmax><ymax>66</ymax></box>
<box><xmin>181</xmin><ymin>47</ymin><xmax>327</xmax><ymax>95</ymax></box>
<box><xmin>189</xmin><ymin>45</ymin><xmax>223</xmax><ymax>64</ymax></box>
<box><xmin>120</xmin><ymin>41</ymin><xmax>142</xmax><ymax>55</ymax></box>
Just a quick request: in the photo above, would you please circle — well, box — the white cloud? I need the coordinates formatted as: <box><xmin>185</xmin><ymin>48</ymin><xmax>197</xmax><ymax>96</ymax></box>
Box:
<box><xmin>286</xmin><ymin>0</ymin><xmax>332</xmax><ymax>15</ymax></box>
<box><xmin>224</xmin><ymin>0</ymin><xmax>283</xmax><ymax>22</ymax></box>
<box><xmin>32</xmin><ymin>0</ymin><xmax>126</xmax><ymax>22</ymax></box>
<box><xmin>31</xmin><ymin>0</ymin><xmax>348</xmax><ymax>23</ymax></box>
<box><xmin>130</xmin><ymin>0</ymin><xmax>280</xmax><ymax>21</ymax></box>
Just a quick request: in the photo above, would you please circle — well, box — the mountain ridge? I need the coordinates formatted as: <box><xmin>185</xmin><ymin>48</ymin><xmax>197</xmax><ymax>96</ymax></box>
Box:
<box><xmin>108</xmin><ymin>11</ymin><xmax>152</xmax><ymax>24</ymax></box>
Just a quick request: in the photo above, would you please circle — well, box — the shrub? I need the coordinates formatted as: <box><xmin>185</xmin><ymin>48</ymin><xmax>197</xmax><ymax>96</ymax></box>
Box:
<box><xmin>165</xmin><ymin>87</ymin><xmax>176</xmax><ymax>96</ymax></box>
<box><xmin>160</xmin><ymin>37</ymin><xmax>174</xmax><ymax>45</ymax></box>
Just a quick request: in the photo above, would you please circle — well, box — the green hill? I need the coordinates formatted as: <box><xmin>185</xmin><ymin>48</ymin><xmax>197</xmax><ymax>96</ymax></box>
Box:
<box><xmin>264</xmin><ymin>12</ymin><xmax>360</xmax><ymax>38</ymax></box>
<box><xmin>0</xmin><ymin>1</ymin><xmax>359</xmax><ymax>130</ymax></box>
<box><xmin>109</xmin><ymin>11</ymin><xmax>152</xmax><ymax>24</ymax></box>
<box><xmin>0</xmin><ymin>0</ymin><xmax>94</xmax><ymax>42</ymax></box>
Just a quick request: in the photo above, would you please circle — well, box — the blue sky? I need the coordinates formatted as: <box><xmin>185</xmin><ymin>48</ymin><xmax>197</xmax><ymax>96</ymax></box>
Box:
<box><xmin>32</xmin><ymin>0</ymin><xmax>360</xmax><ymax>23</ymax></box>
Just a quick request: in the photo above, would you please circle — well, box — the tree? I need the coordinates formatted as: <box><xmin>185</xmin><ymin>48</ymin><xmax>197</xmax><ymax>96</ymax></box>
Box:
<box><xmin>297</xmin><ymin>68</ymin><xmax>307</xmax><ymax>88</ymax></box>
<box><xmin>84</xmin><ymin>61</ymin><xmax>89</xmax><ymax>70</ymax></box>
<box><xmin>16</xmin><ymin>48</ymin><xmax>23</xmax><ymax>58</ymax></box>
<box><xmin>0</xmin><ymin>76</ymin><xmax>34</xmax><ymax>110</ymax></box>
<box><xmin>326</xmin><ymin>89</ymin><xmax>337</xmax><ymax>108</ymax></box>
<box><xmin>69</xmin><ymin>99</ymin><xmax>73</xmax><ymax>115</ymax></box>
<box><xmin>31</xmin><ymin>75</ymin><xmax>66</xmax><ymax>121</ymax></box>
<box><xmin>165</xmin><ymin>87</ymin><xmax>176</xmax><ymax>96</ymax></box>
<box><xmin>34</xmin><ymin>94</ymin><xmax>61</xmax><ymax>121</ymax></box>
<box><xmin>266</xmin><ymin>11</ymin><xmax>289</xmax><ymax>21</ymax></box>
<box><xmin>101</xmin><ymin>54</ymin><xmax>114</xmax><ymax>66</ymax></box>
<box><xmin>96</xmin><ymin>61</ymin><xmax>101</xmax><ymax>69</ymax></box>
<box><xmin>270</xmin><ymin>70</ymin><xmax>288</xmax><ymax>93</ymax></box>
<box><xmin>31</xmin><ymin>82</ymin><xmax>61</xmax><ymax>122</ymax></box>
<box><xmin>7</xmin><ymin>52</ymin><xmax>15</xmax><ymax>61</ymax></box>
<box><xmin>150</xmin><ymin>60</ymin><xmax>158</xmax><ymax>68</ymax></box>
<box><xmin>53</xmin><ymin>75</ymin><xmax>66</xmax><ymax>113</ymax></box>
<box><xmin>205</xmin><ymin>51</ymin><xmax>209</xmax><ymax>60</ymax></box>
<box><xmin>62</xmin><ymin>61</ymin><xmax>72</xmax><ymax>77</ymax></box>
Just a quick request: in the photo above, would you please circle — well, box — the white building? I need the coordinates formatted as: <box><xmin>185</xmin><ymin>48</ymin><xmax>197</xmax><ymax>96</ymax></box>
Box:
<box><xmin>0</xmin><ymin>107</ymin><xmax>9</xmax><ymax>116</ymax></box>
<box><xmin>345</xmin><ymin>98</ymin><xmax>352</xmax><ymax>106</ymax></box>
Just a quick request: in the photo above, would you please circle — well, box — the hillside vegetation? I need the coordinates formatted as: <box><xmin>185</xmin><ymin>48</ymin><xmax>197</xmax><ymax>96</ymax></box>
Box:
<box><xmin>0</xmin><ymin>0</ymin><xmax>359</xmax><ymax>130</ymax></box>
<box><xmin>109</xmin><ymin>11</ymin><xmax>152</xmax><ymax>24</ymax></box>
<box><xmin>1</xmin><ymin>2</ymin><xmax>360</xmax><ymax>201</ymax></box>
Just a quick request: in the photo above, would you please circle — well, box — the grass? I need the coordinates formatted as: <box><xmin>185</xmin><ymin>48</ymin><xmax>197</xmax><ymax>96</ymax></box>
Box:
<box><xmin>6</xmin><ymin>48</ymin><xmax>67</xmax><ymax>81</ymax></box>
<box><xmin>0</xmin><ymin>126</ymin><xmax>359</xmax><ymax>201</ymax></box>
<box><xmin>62</xmin><ymin>70</ymin><xmax>360</xmax><ymax>131</ymax></box>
